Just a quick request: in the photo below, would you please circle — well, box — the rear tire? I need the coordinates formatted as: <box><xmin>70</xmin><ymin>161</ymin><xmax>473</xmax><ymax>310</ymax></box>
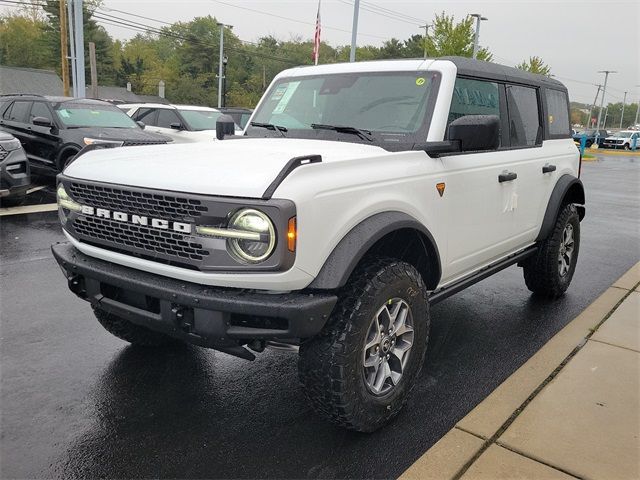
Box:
<box><xmin>298</xmin><ymin>258</ymin><xmax>430</xmax><ymax>432</ymax></box>
<box><xmin>523</xmin><ymin>204</ymin><xmax>580</xmax><ymax>298</ymax></box>
<box><xmin>93</xmin><ymin>306</ymin><xmax>177</xmax><ymax>347</ymax></box>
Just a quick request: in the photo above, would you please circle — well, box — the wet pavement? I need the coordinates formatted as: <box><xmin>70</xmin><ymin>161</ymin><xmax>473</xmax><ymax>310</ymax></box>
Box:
<box><xmin>1</xmin><ymin>155</ymin><xmax>639</xmax><ymax>479</ymax></box>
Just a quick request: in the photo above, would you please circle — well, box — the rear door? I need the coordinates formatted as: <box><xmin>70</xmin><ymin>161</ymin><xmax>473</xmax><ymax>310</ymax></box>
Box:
<box><xmin>0</xmin><ymin>100</ymin><xmax>33</xmax><ymax>155</ymax></box>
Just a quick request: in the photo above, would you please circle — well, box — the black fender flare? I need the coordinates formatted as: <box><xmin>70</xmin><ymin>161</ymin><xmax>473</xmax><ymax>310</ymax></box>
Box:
<box><xmin>536</xmin><ymin>174</ymin><xmax>585</xmax><ymax>242</ymax></box>
<box><xmin>307</xmin><ymin>211</ymin><xmax>442</xmax><ymax>290</ymax></box>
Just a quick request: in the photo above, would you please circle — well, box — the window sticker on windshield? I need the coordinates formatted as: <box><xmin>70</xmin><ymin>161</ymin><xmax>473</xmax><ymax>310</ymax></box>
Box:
<box><xmin>58</xmin><ymin>109</ymin><xmax>70</xmax><ymax>118</ymax></box>
<box><xmin>271</xmin><ymin>85</ymin><xmax>288</xmax><ymax>101</ymax></box>
<box><xmin>272</xmin><ymin>81</ymin><xmax>300</xmax><ymax>114</ymax></box>
<box><xmin>415</xmin><ymin>77</ymin><xmax>426</xmax><ymax>86</ymax></box>
<box><xmin>91</xmin><ymin>110</ymin><xmax>100</xmax><ymax>115</ymax></box>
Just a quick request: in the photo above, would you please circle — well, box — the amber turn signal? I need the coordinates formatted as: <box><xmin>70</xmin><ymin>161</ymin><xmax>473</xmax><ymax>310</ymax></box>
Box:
<box><xmin>287</xmin><ymin>217</ymin><xmax>297</xmax><ymax>252</ymax></box>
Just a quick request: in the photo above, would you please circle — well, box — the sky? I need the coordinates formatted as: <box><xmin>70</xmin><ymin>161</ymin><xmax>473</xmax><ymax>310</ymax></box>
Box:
<box><xmin>2</xmin><ymin>0</ymin><xmax>639</xmax><ymax>107</ymax></box>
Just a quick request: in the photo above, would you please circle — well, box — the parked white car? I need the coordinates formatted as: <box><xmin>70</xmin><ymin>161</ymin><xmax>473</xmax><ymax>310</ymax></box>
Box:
<box><xmin>118</xmin><ymin>103</ymin><xmax>241</xmax><ymax>143</ymax></box>
<box><xmin>601</xmin><ymin>130</ymin><xmax>640</xmax><ymax>150</ymax></box>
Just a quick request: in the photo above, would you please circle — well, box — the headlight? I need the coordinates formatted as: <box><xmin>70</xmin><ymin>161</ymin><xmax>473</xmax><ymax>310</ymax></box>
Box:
<box><xmin>83</xmin><ymin>137</ymin><xmax>124</xmax><ymax>147</ymax></box>
<box><xmin>57</xmin><ymin>184</ymin><xmax>82</xmax><ymax>213</ymax></box>
<box><xmin>196</xmin><ymin>208</ymin><xmax>276</xmax><ymax>264</ymax></box>
<box><xmin>0</xmin><ymin>138</ymin><xmax>22</xmax><ymax>151</ymax></box>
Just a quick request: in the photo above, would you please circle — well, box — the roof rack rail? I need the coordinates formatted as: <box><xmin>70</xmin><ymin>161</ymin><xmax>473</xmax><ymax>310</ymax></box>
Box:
<box><xmin>0</xmin><ymin>93</ymin><xmax>46</xmax><ymax>97</ymax></box>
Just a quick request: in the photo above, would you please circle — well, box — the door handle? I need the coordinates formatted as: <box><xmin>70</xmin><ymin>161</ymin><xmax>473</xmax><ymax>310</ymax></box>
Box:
<box><xmin>542</xmin><ymin>164</ymin><xmax>557</xmax><ymax>173</ymax></box>
<box><xmin>498</xmin><ymin>171</ymin><xmax>517</xmax><ymax>183</ymax></box>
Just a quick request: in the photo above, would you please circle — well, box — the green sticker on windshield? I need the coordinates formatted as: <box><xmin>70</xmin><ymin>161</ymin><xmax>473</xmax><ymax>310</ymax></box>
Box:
<box><xmin>58</xmin><ymin>109</ymin><xmax>70</xmax><ymax>118</ymax></box>
<box><xmin>416</xmin><ymin>77</ymin><xmax>425</xmax><ymax>86</ymax></box>
<box><xmin>90</xmin><ymin>110</ymin><xmax>100</xmax><ymax>115</ymax></box>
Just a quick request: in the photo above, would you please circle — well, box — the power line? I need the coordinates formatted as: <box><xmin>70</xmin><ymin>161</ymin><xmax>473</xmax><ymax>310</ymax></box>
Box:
<box><xmin>361</xmin><ymin>1</ymin><xmax>425</xmax><ymax>23</ymax></box>
<box><xmin>336</xmin><ymin>0</ymin><xmax>422</xmax><ymax>26</ymax></box>
<box><xmin>207</xmin><ymin>0</ymin><xmax>387</xmax><ymax>40</ymax></box>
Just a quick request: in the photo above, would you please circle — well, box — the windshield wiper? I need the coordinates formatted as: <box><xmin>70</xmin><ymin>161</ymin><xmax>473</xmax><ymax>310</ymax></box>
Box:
<box><xmin>250</xmin><ymin>121</ymin><xmax>288</xmax><ymax>137</ymax></box>
<box><xmin>310</xmin><ymin>123</ymin><xmax>374</xmax><ymax>142</ymax></box>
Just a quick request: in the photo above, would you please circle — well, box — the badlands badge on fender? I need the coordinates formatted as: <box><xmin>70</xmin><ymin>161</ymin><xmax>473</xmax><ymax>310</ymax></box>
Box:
<box><xmin>436</xmin><ymin>182</ymin><xmax>446</xmax><ymax>197</ymax></box>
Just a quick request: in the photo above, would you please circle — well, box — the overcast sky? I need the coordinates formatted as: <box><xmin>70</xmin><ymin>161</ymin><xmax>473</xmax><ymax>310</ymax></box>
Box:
<box><xmin>3</xmin><ymin>0</ymin><xmax>639</xmax><ymax>105</ymax></box>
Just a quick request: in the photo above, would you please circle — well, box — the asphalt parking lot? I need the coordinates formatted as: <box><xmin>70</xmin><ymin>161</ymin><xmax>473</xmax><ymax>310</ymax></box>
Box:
<box><xmin>1</xmin><ymin>154</ymin><xmax>639</xmax><ymax>479</ymax></box>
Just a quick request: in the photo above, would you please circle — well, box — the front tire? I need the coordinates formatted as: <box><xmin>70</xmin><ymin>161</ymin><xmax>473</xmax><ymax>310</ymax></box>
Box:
<box><xmin>298</xmin><ymin>258</ymin><xmax>430</xmax><ymax>432</ymax></box>
<box><xmin>93</xmin><ymin>306</ymin><xmax>177</xmax><ymax>347</ymax></box>
<box><xmin>523</xmin><ymin>204</ymin><xmax>580</xmax><ymax>298</ymax></box>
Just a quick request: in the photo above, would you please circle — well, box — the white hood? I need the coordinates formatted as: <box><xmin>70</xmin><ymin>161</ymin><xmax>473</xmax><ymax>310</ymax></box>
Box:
<box><xmin>64</xmin><ymin>138</ymin><xmax>386</xmax><ymax>198</ymax></box>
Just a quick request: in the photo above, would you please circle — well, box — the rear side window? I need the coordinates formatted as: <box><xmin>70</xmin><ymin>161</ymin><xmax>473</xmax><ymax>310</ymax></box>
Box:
<box><xmin>4</xmin><ymin>101</ymin><xmax>32</xmax><ymax>123</ymax></box>
<box><xmin>133</xmin><ymin>108</ymin><xmax>157</xmax><ymax>125</ymax></box>
<box><xmin>506</xmin><ymin>85</ymin><xmax>541</xmax><ymax>147</ymax></box>
<box><xmin>545</xmin><ymin>89</ymin><xmax>570</xmax><ymax>137</ymax></box>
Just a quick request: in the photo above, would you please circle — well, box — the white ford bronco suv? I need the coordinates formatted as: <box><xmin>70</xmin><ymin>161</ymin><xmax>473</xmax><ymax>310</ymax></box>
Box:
<box><xmin>53</xmin><ymin>57</ymin><xmax>585</xmax><ymax>432</ymax></box>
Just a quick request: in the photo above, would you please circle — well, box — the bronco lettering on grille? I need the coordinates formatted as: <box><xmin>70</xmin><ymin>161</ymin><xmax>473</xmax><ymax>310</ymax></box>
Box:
<box><xmin>80</xmin><ymin>205</ymin><xmax>192</xmax><ymax>233</ymax></box>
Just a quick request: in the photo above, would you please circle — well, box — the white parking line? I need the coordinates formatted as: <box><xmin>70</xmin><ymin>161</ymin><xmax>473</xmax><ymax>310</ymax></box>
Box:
<box><xmin>0</xmin><ymin>203</ymin><xmax>58</xmax><ymax>217</ymax></box>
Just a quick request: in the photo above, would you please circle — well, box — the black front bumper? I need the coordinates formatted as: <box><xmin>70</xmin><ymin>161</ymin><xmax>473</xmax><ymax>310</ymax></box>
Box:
<box><xmin>52</xmin><ymin>243</ymin><xmax>337</xmax><ymax>352</ymax></box>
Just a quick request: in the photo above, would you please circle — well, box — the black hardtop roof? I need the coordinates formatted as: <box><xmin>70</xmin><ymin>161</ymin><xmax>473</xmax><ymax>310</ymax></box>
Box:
<box><xmin>442</xmin><ymin>56</ymin><xmax>567</xmax><ymax>91</ymax></box>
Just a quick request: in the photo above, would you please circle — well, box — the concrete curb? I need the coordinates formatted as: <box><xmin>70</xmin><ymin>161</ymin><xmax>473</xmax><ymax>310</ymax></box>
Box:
<box><xmin>401</xmin><ymin>261</ymin><xmax>640</xmax><ymax>480</ymax></box>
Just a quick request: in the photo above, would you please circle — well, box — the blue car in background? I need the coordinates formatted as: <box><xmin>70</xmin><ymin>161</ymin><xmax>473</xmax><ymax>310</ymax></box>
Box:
<box><xmin>572</xmin><ymin>129</ymin><xmax>608</xmax><ymax>148</ymax></box>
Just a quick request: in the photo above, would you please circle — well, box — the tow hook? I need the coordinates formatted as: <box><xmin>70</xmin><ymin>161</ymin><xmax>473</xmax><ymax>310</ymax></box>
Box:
<box><xmin>171</xmin><ymin>304</ymin><xmax>194</xmax><ymax>333</ymax></box>
<box><xmin>68</xmin><ymin>274</ymin><xmax>86</xmax><ymax>298</ymax></box>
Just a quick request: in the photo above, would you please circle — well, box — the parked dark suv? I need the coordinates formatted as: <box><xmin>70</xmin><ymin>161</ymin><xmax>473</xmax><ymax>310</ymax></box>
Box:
<box><xmin>572</xmin><ymin>129</ymin><xmax>608</xmax><ymax>148</ymax></box>
<box><xmin>0</xmin><ymin>130</ymin><xmax>31</xmax><ymax>205</ymax></box>
<box><xmin>0</xmin><ymin>94</ymin><xmax>170</xmax><ymax>174</ymax></box>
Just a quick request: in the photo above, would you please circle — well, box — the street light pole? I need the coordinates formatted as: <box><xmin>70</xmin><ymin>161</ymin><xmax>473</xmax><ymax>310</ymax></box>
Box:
<box><xmin>72</xmin><ymin>0</ymin><xmax>85</xmax><ymax>98</ymax></box>
<box><xmin>217</xmin><ymin>23</ymin><xmax>232</xmax><ymax>108</ymax></box>
<box><xmin>635</xmin><ymin>86</ymin><xmax>640</xmax><ymax>127</ymax></box>
<box><xmin>469</xmin><ymin>13</ymin><xmax>487</xmax><ymax>59</ymax></box>
<box><xmin>596</xmin><ymin>70</ymin><xmax>616</xmax><ymax>131</ymax></box>
<box><xmin>349</xmin><ymin>0</ymin><xmax>360</xmax><ymax>62</ymax></box>
<box><xmin>619</xmin><ymin>91</ymin><xmax>627</xmax><ymax>129</ymax></box>
<box><xmin>418</xmin><ymin>24</ymin><xmax>431</xmax><ymax>59</ymax></box>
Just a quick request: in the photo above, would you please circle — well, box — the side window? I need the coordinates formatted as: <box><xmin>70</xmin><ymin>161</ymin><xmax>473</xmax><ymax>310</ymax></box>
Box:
<box><xmin>2</xmin><ymin>102</ymin><xmax>13</xmax><ymax>120</ymax></box>
<box><xmin>506</xmin><ymin>85</ymin><xmax>541</xmax><ymax>147</ymax></box>
<box><xmin>545</xmin><ymin>89</ymin><xmax>570</xmax><ymax>137</ymax></box>
<box><xmin>156</xmin><ymin>109</ymin><xmax>181</xmax><ymax>128</ymax></box>
<box><xmin>133</xmin><ymin>108</ymin><xmax>157</xmax><ymax>125</ymax></box>
<box><xmin>29</xmin><ymin>102</ymin><xmax>52</xmax><ymax>123</ymax></box>
<box><xmin>448</xmin><ymin>78</ymin><xmax>501</xmax><ymax>146</ymax></box>
<box><xmin>5</xmin><ymin>101</ymin><xmax>32</xmax><ymax>123</ymax></box>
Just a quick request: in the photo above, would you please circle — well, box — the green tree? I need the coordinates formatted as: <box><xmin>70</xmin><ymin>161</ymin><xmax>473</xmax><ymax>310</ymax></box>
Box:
<box><xmin>424</xmin><ymin>12</ymin><xmax>493</xmax><ymax>61</ymax></box>
<box><xmin>516</xmin><ymin>56</ymin><xmax>551</xmax><ymax>76</ymax></box>
<box><xmin>0</xmin><ymin>13</ymin><xmax>52</xmax><ymax>69</ymax></box>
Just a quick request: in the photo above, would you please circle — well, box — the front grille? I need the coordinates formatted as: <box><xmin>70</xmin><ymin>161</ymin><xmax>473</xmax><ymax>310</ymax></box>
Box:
<box><xmin>123</xmin><ymin>140</ymin><xmax>167</xmax><ymax>146</ymax></box>
<box><xmin>74</xmin><ymin>215</ymin><xmax>210</xmax><ymax>262</ymax></box>
<box><xmin>69</xmin><ymin>182</ymin><xmax>208</xmax><ymax>221</ymax></box>
<box><xmin>0</xmin><ymin>145</ymin><xmax>7</xmax><ymax>161</ymax></box>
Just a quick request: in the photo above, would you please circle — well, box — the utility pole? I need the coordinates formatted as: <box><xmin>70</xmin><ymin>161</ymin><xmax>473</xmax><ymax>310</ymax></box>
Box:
<box><xmin>595</xmin><ymin>70</ymin><xmax>616</xmax><ymax>131</ymax></box>
<box><xmin>619</xmin><ymin>91</ymin><xmax>627</xmax><ymax>129</ymax></box>
<box><xmin>73</xmin><ymin>0</ymin><xmax>86</xmax><ymax>98</ymax></box>
<box><xmin>67</xmin><ymin>0</ymin><xmax>77</xmax><ymax>96</ymax></box>
<box><xmin>89</xmin><ymin>42</ymin><xmax>98</xmax><ymax>98</ymax></box>
<box><xmin>418</xmin><ymin>24</ymin><xmax>431</xmax><ymax>59</ymax></box>
<box><xmin>470</xmin><ymin>13</ymin><xmax>488</xmax><ymax>59</ymax></box>
<box><xmin>59</xmin><ymin>0</ymin><xmax>70</xmax><ymax>96</ymax></box>
<box><xmin>217</xmin><ymin>23</ymin><xmax>232</xmax><ymax>108</ymax></box>
<box><xmin>634</xmin><ymin>86</ymin><xmax>640</xmax><ymax>127</ymax></box>
<box><xmin>349</xmin><ymin>0</ymin><xmax>360</xmax><ymax>62</ymax></box>
<box><xmin>222</xmin><ymin>55</ymin><xmax>228</xmax><ymax>107</ymax></box>
<box><xmin>586</xmin><ymin>84</ymin><xmax>601</xmax><ymax>128</ymax></box>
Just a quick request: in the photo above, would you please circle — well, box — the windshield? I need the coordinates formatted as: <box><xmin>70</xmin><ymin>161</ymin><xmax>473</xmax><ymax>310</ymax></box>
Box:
<box><xmin>178</xmin><ymin>109</ymin><xmax>225</xmax><ymax>131</ymax></box>
<box><xmin>247</xmin><ymin>71</ymin><xmax>438</xmax><ymax>148</ymax></box>
<box><xmin>54</xmin><ymin>103</ymin><xmax>138</xmax><ymax>128</ymax></box>
<box><xmin>578</xmin><ymin>130</ymin><xmax>595</xmax><ymax>136</ymax></box>
<box><xmin>613</xmin><ymin>131</ymin><xmax>632</xmax><ymax>138</ymax></box>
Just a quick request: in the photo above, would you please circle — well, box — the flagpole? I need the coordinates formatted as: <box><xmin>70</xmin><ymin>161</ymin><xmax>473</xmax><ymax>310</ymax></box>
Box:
<box><xmin>313</xmin><ymin>0</ymin><xmax>321</xmax><ymax>65</ymax></box>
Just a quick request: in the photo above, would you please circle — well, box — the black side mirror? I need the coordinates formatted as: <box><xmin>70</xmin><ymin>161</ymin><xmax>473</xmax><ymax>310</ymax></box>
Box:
<box><xmin>32</xmin><ymin>116</ymin><xmax>52</xmax><ymax>127</ymax></box>
<box><xmin>136</xmin><ymin>121</ymin><xmax>146</xmax><ymax>130</ymax></box>
<box><xmin>216</xmin><ymin>114</ymin><xmax>236</xmax><ymax>140</ymax></box>
<box><xmin>448</xmin><ymin>114</ymin><xmax>500</xmax><ymax>152</ymax></box>
<box><xmin>170</xmin><ymin>122</ymin><xmax>184</xmax><ymax>130</ymax></box>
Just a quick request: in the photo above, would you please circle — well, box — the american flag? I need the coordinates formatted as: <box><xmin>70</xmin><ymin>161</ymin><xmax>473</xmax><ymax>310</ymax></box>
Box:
<box><xmin>312</xmin><ymin>0</ymin><xmax>321</xmax><ymax>65</ymax></box>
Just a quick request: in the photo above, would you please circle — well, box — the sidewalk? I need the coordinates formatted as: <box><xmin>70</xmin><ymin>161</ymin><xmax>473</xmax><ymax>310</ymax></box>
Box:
<box><xmin>402</xmin><ymin>262</ymin><xmax>640</xmax><ymax>480</ymax></box>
